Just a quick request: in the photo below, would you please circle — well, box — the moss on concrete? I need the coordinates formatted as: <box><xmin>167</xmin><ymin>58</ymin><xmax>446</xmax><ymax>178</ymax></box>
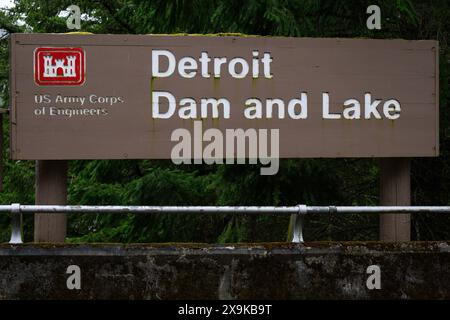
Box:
<box><xmin>2</xmin><ymin>241</ymin><xmax>448</xmax><ymax>251</ymax></box>
<box><xmin>1</xmin><ymin>242</ymin><xmax>448</xmax><ymax>299</ymax></box>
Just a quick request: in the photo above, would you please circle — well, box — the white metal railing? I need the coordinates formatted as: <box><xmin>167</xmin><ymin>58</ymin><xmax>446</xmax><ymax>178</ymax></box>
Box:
<box><xmin>4</xmin><ymin>203</ymin><xmax>450</xmax><ymax>244</ymax></box>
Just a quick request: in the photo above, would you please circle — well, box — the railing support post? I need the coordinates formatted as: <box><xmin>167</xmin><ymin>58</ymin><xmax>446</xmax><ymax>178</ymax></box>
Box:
<box><xmin>9</xmin><ymin>203</ymin><xmax>22</xmax><ymax>244</ymax></box>
<box><xmin>289</xmin><ymin>204</ymin><xmax>306</xmax><ymax>243</ymax></box>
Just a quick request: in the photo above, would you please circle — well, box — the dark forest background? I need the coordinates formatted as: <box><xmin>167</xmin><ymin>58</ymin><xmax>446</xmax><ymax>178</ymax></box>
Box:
<box><xmin>0</xmin><ymin>0</ymin><xmax>448</xmax><ymax>243</ymax></box>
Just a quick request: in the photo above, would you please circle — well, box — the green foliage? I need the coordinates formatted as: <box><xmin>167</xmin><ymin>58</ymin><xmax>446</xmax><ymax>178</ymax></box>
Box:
<box><xmin>0</xmin><ymin>0</ymin><xmax>448</xmax><ymax>243</ymax></box>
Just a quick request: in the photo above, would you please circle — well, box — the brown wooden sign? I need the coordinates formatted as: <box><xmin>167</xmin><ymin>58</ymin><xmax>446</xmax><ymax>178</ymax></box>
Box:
<box><xmin>10</xmin><ymin>34</ymin><xmax>439</xmax><ymax>160</ymax></box>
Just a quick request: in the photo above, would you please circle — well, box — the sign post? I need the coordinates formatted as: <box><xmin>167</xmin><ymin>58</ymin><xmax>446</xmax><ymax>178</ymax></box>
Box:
<box><xmin>34</xmin><ymin>160</ymin><xmax>67</xmax><ymax>242</ymax></box>
<box><xmin>380</xmin><ymin>158</ymin><xmax>411</xmax><ymax>241</ymax></box>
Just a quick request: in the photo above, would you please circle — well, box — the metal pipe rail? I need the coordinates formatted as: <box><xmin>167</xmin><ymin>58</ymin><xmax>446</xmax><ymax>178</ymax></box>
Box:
<box><xmin>5</xmin><ymin>204</ymin><xmax>450</xmax><ymax>244</ymax></box>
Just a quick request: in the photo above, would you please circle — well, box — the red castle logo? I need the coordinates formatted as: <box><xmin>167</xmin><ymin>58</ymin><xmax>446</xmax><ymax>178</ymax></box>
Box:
<box><xmin>34</xmin><ymin>47</ymin><xmax>85</xmax><ymax>85</ymax></box>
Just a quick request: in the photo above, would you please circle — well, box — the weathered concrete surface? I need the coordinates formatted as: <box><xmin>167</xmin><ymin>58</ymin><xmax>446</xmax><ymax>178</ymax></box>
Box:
<box><xmin>0</xmin><ymin>242</ymin><xmax>449</xmax><ymax>299</ymax></box>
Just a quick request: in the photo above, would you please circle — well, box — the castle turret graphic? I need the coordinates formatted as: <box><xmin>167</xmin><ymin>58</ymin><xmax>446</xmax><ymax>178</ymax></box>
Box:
<box><xmin>42</xmin><ymin>55</ymin><xmax>76</xmax><ymax>77</ymax></box>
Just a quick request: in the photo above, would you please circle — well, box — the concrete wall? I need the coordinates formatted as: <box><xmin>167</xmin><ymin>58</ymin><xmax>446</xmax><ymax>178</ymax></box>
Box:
<box><xmin>0</xmin><ymin>242</ymin><xmax>449</xmax><ymax>299</ymax></box>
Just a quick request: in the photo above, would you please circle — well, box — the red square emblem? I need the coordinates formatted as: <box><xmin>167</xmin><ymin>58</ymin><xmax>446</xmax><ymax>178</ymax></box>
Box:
<box><xmin>34</xmin><ymin>47</ymin><xmax>85</xmax><ymax>85</ymax></box>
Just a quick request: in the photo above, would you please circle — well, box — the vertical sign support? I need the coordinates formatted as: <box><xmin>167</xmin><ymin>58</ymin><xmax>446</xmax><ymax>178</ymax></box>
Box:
<box><xmin>34</xmin><ymin>160</ymin><xmax>68</xmax><ymax>242</ymax></box>
<box><xmin>379</xmin><ymin>158</ymin><xmax>411</xmax><ymax>241</ymax></box>
<box><xmin>0</xmin><ymin>108</ymin><xmax>8</xmax><ymax>191</ymax></box>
